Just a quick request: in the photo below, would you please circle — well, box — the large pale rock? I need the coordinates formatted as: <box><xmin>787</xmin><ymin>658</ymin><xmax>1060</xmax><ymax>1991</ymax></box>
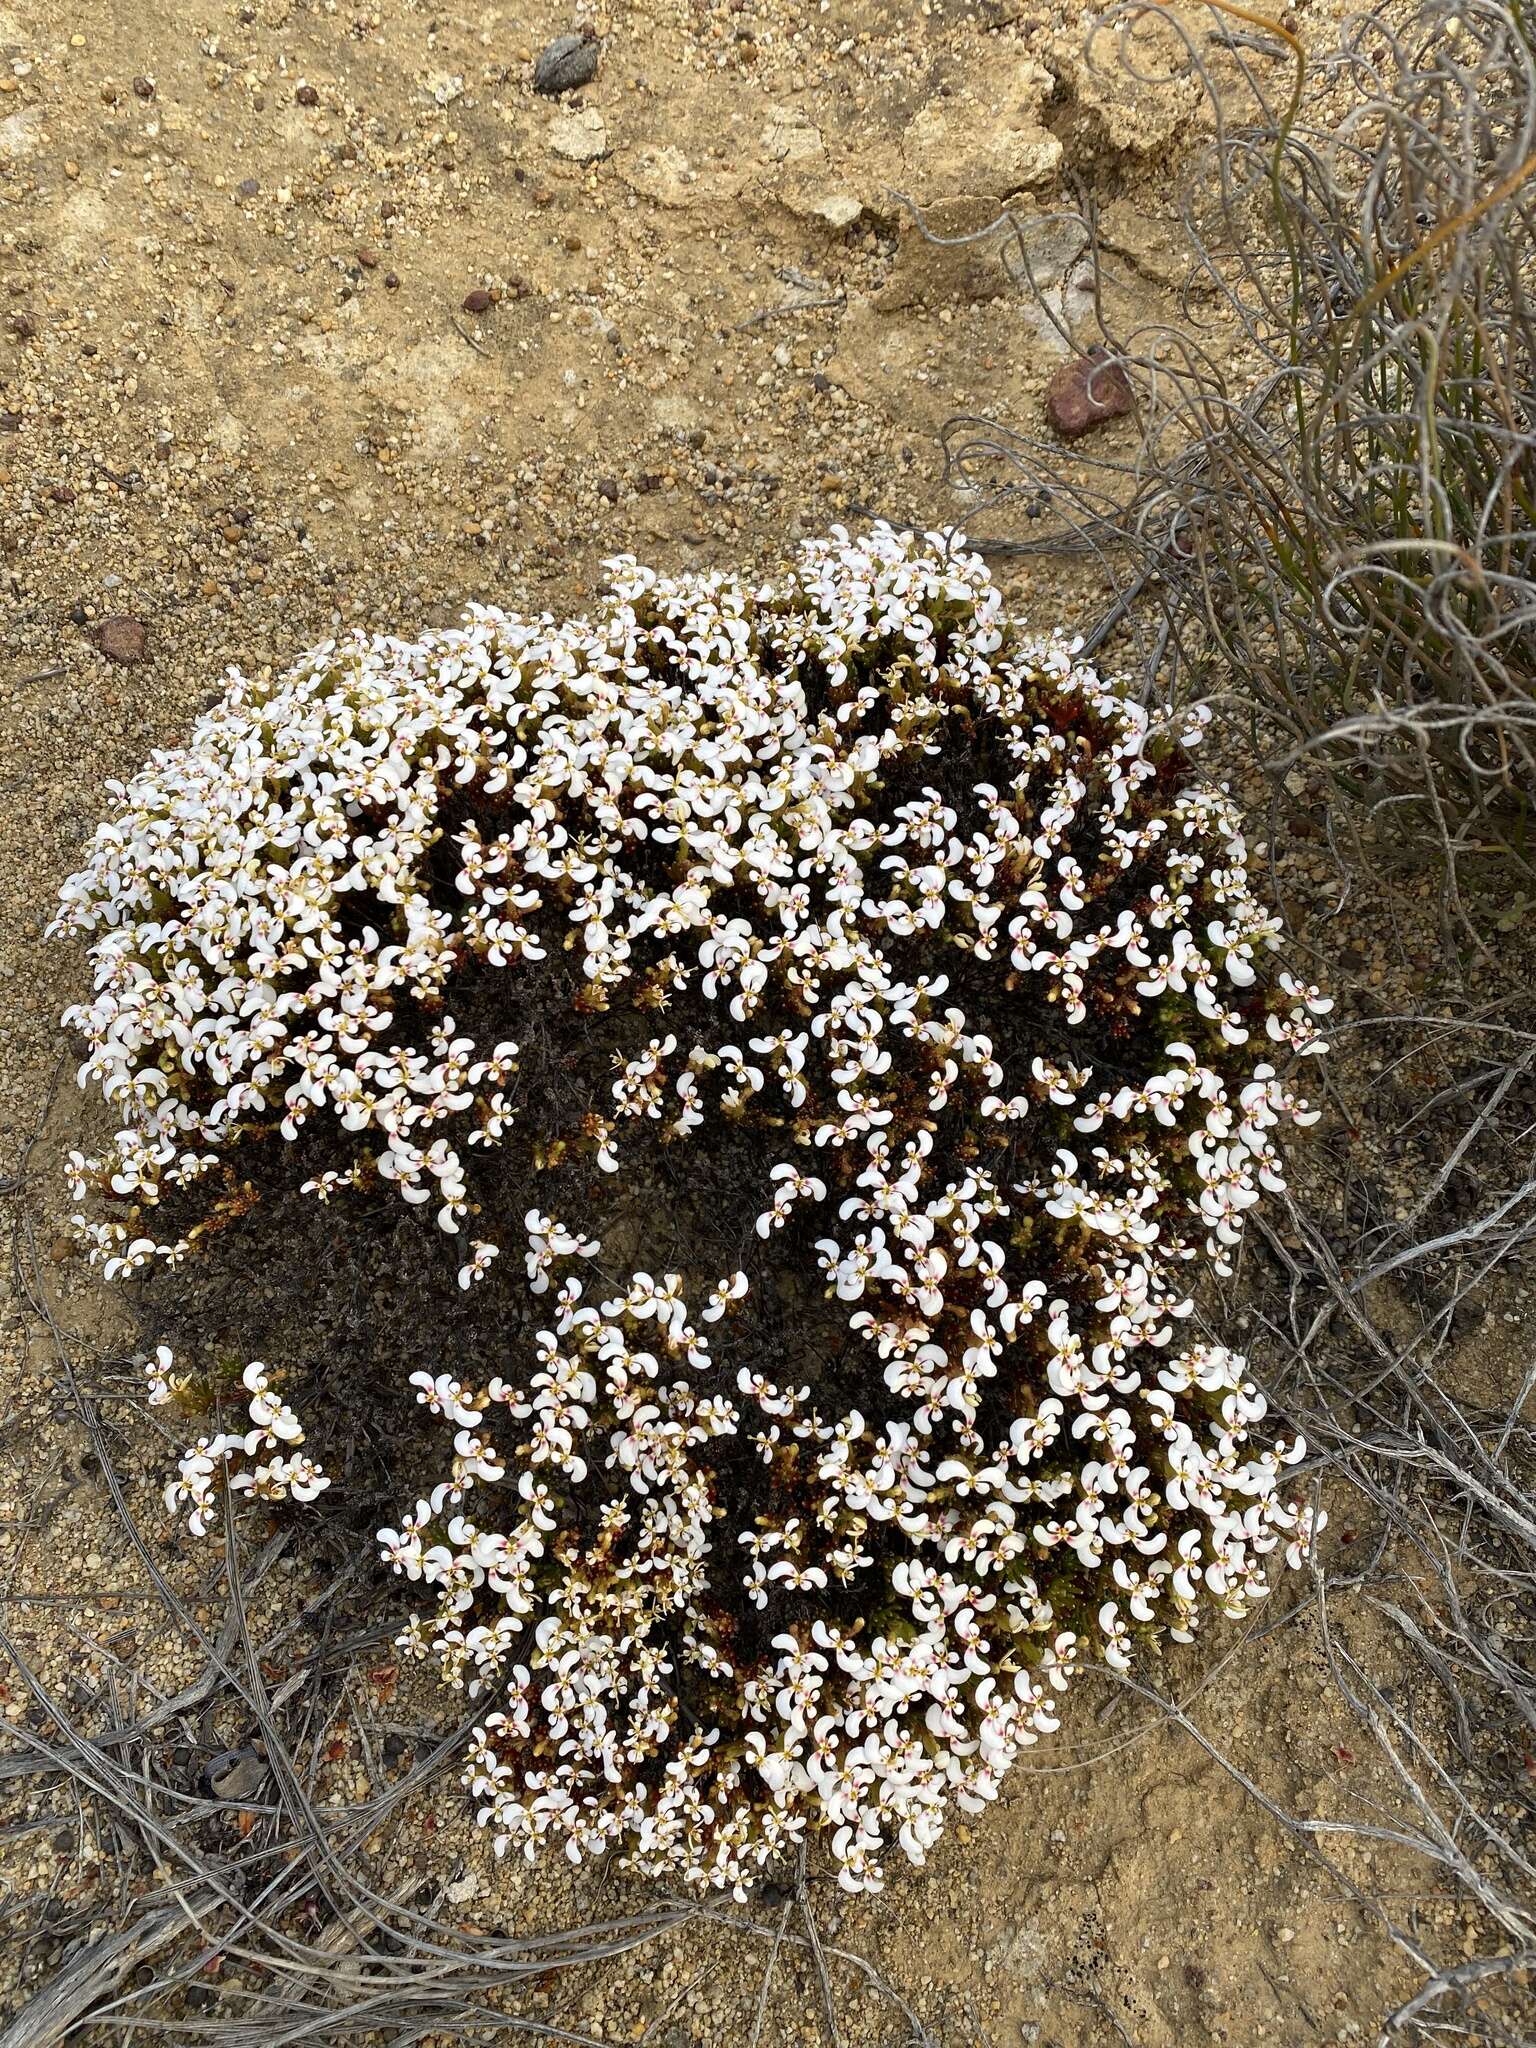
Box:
<box><xmin>900</xmin><ymin>61</ymin><xmax>1060</xmax><ymax>204</ymax></box>
<box><xmin>780</xmin><ymin>188</ymin><xmax>864</xmax><ymax>229</ymax></box>
<box><xmin>548</xmin><ymin>106</ymin><xmax>609</xmax><ymax>163</ymax></box>
<box><xmin>756</xmin><ymin>106</ymin><xmax>870</xmax><ymax>231</ymax></box>
<box><xmin>759</xmin><ymin>106</ymin><xmax>826</xmax><ymax>165</ymax></box>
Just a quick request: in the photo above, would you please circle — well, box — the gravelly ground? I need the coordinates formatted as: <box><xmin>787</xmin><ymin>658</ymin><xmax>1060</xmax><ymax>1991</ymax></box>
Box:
<box><xmin>0</xmin><ymin>0</ymin><xmax>1479</xmax><ymax>2039</ymax></box>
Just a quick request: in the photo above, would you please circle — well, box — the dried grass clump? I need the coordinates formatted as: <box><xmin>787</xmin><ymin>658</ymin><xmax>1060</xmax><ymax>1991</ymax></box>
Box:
<box><xmin>51</xmin><ymin>525</ymin><xmax>1324</xmax><ymax>1896</ymax></box>
<box><xmin>943</xmin><ymin>0</ymin><xmax>1536</xmax><ymax>957</ymax></box>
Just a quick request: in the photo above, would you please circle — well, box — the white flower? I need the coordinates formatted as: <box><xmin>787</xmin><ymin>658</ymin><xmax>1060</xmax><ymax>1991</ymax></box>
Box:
<box><xmin>459</xmin><ymin>1240</ymin><xmax>500</xmax><ymax>1290</ymax></box>
<box><xmin>145</xmin><ymin>1344</ymin><xmax>177</xmax><ymax>1406</ymax></box>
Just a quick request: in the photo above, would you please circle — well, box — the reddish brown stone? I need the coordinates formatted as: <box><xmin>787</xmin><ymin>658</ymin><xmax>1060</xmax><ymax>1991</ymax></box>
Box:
<box><xmin>1044</xmin><ymin>347</ymin><xmax>1135</xmax><ymax>440</ymax></box>
<box><xmin>462</xmin><ymin>287</ymin><xmax>494</xmax><ymax>315</ymax></box>
<box><xmin>95</xmin><ymin>615</ymin><xmax>148</xmax><ymax>664</ymax></box>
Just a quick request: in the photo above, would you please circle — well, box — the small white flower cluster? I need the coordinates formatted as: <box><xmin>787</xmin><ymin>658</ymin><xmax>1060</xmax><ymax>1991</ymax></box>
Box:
<box><xmin>157</xmin><ymin>1358</ymin><xmax>330</xmax><ymax>1537</ymax></box>
<box><xmin>56</xmin><ymin>524</ymin><xmax>1328</xmax><ymax>1896</ymax></box>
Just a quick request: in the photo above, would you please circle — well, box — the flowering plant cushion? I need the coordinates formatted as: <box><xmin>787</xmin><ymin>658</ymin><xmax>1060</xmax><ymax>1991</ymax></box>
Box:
<box><xmin>56</xmin><ymin>526</ymin><xmax>1327</xmax><ymax>1894</ymax></box>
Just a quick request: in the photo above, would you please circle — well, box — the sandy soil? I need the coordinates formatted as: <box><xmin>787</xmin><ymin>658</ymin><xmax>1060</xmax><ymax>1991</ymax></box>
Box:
<box><xmin>0</xmin><ymin>0</ymin><xmax>1479</xmax><ymax>2040</ymax></box>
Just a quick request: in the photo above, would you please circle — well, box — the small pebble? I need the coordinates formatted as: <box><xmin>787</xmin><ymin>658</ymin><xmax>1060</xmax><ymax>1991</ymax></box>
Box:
<box><xmin>548</xmin><ymin>105</ymin><xmax>609</xmax><ymax>162</ymax></box>
<box><xmin>533</xmin><ymin>32</ymin><xmax>600</xmax><ymax>95</ymax></box>
<box><xmin>462</xmin><ymin>287</ymin><xmax>493</xmax><ymax>314</ymax></box>
<box><xmin>94</xmin><ymin>615</ymin><xmax>148</xmax><ymax>664</ymax></box>
<box><xmin>296</xmin><ymin>82</ymin><xmax>320</xmax><ymax>106</ymax></box>
<box><xmin>201</xmin><ymin>1747</ymin><xmax>267</xmax><ymax>1804</ymax></box>
<box><xmin>1044</xmin><ymin>347</ymin><xmax>1135</xmax><ymax>440</ymax></box>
